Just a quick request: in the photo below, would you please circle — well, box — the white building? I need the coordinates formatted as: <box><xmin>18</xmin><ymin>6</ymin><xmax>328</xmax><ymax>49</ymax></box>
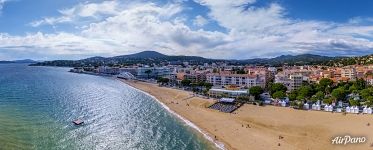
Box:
<box><xmin>206</xmin><ymin>73</ymin><xmax>265</xmax><ymax>88</ymax></box>
<box><xmin>341</xmin><ymin>68</ymin><xmax>357</xmax><ymax>81</ymax></box>
<box><xmin>275</xmin><ymin>73</ymin><xmax>304</xmax><ymax>91</ymax></box>
<box><xmin>209</xmin><ymin>88</ymin><xmax>249</xmax><ymax>98</ymax></box>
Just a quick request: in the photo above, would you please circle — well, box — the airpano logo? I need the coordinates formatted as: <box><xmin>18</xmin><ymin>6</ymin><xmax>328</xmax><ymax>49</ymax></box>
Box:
<box><xmin>331</xmin><ymin>135</ymin><xmax>366</xmax><ymax>145</ymax></box>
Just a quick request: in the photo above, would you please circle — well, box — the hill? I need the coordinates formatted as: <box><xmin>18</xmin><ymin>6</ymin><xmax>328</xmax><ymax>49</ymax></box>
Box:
<box><xmin>30</xmin><ymin>51</ymin><xmax>213</xmax><ymax>67</ymax></box>
<box><xmin>30</xmin><ymin>51</ymin><xmax>372</xmax><ymax>67</ymax></box>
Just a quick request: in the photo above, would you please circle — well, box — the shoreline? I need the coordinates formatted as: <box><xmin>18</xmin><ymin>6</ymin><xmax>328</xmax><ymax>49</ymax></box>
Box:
<box><xmin>117</xmin><ymin>78</ymin><xmax>226</xmax><ymax>150</ymax></box>
<box><xmin>118</xmin><ymin>79</ymin><xmax>373</xmax><ymax>150</ymax></box>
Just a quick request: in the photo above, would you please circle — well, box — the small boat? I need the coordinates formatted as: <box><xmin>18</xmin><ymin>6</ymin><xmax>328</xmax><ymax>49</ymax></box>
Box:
<box><xmin>73</xmin><ymin>119</ymin><xmax>84</xmax><ymax>125</ymax></box>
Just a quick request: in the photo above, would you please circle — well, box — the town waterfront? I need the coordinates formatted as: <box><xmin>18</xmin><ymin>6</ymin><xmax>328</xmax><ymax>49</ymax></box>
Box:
<box><xmin>0</xmin><ymin>64</ymin><xmax>215</xmax><ymax>149</ymax></box>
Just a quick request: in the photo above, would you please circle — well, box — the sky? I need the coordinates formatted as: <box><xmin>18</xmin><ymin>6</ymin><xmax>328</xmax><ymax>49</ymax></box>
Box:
<box><xmin>0</xmin><ymin>0</ymin><xmax>373</xmax><ymax>60</ymax></box>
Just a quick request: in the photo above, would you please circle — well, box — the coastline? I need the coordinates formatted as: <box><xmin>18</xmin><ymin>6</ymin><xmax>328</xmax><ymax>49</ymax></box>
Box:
<box><xmin>119</xmin><ymin>79</ymin><xmax>373</xmax><ymax>150</ymax></box>
<box><xmin>120</xmin><ymin>79</ymin><xmax>226</xmax><ymax>150</ymax></box>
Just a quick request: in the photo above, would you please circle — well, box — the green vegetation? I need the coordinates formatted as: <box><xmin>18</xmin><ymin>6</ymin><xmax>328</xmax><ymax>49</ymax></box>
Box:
<box><xmin>181</xmin><ymin>79</ymin><xmax>192</xmax><ymax>87</ymax></box>
<box><xmin>249</xmin><ymin>86</ymin><xmax>264</xmax><ymax>100</ymax></box>
<box><xmin>269</xmin><ymin>83</ymin><xmax>287</xmax><ymax>97</ymax></box>
<box><xmin>283</xmin><ymin>77</ymin><xmax>373</xmax><ymax>107</ymax></box>
<box><xmin>331</xmin><ymin>87</ymin><xmax>347</xmax><ymax>101</ymax></box>
<box><xmin>272</xmin><ymin>91</ymin><xmax>286</xmax><ymax>99</ymax></box>
<box><xmin>157</xmin><ymin>77</ymin><xmax>170</xmax><ymax>85</ymax></box>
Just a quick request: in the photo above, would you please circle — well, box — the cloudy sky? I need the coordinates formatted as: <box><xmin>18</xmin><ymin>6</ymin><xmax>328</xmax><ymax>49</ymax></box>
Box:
<box><xmin>1</xmin><ymin>0</ymin><xmax>373</xmax><ymax>60</ymax></box>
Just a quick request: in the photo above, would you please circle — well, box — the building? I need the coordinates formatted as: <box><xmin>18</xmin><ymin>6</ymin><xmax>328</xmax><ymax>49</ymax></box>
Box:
<box><xmin>289</xmin><ymin>74</ymin><xmax>303</xmax><ymax>91</ymax></box>
<box><xmin>208</xmin><ymin>88</ymin><xmax>249</xmax><ymax>98</ymax></box>
<box><xmin>97</xmin><ymin>66</ymin><xmax>120</xmax><ymax>75</ymax></box>
<box><xmin>275</xmin><ymin>73</ymin><xmax>304</xmax><ymax>91</ymax></box>
<box><xmin>366</xmin><ymin>75</ymin><xmax>373</xmax><ymax>85</ymax></box>
<box><xmin>206</xmin><ymin>73</ymin><xmax>265</xmax><ymax>88</ymax></box>
<box><xmin>136</xmin><ymin>67</ymin><xmax>171</xmax><ymax>79</ymax></box>
<box><xmin>341</xmin><ymin>68</ymin><xmax>356</xmax><ymax>81</ymax></box>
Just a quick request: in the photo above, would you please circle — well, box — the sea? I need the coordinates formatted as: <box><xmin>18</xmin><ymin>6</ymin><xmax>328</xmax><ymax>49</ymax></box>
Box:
<box><xmin>0</xmin><ymin>64</ymin><xmax>216</xmax><ymax>150</ymax></box>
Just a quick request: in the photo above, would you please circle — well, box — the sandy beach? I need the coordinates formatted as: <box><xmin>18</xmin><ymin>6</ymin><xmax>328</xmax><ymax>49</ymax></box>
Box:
<box><xmin>120</xmin><ymin>79</ymin><xmax>373</xmax><ymax>150</ymax></box>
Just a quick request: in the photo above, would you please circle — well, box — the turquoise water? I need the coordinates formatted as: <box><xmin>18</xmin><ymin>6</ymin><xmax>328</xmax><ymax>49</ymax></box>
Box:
<box><xmin>0</xmin><ymin>64</ymin><xmax>215</xmax><ymax>150</ymax></box>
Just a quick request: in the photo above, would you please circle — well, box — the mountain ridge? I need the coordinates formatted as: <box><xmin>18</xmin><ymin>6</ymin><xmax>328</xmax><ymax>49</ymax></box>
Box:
<box><xmin>29</xmin><ymin>51</ymin><xmax>372</xmax><ymax>67</ymax></box>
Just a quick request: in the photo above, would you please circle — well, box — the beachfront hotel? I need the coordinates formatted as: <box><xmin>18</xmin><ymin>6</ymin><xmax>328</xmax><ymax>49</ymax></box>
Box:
<box><xmin>206</xmin><ymin>72</ymin><xmax>266</xmax><ymax>88</ymax></box>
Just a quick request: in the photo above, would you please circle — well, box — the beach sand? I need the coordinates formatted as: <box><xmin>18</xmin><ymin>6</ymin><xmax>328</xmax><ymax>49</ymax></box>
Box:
<box><xmin>120</xmin><ymin>79</ymin><xmax>373</xmax><ymax>150</ymax></box>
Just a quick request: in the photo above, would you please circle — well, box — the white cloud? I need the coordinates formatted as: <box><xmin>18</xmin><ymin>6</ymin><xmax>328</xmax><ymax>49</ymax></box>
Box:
<box><xmin>30</xmin><ymin>1</ymin><xmax>121</xmax><ymax>27</ymax></box>
<box><xmin>2</xmin><ymin>0</ymin><xmax>373</xmax><ymax>60</ymax></box>
<box><xmin>193</xmin><ymin>15</ymin><xmax>208</xmax><ymax>27</ymax></box>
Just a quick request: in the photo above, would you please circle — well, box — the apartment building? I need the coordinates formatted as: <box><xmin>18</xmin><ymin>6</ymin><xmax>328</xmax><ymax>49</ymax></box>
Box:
<box><xmin>275</xmin><ymin>73</ymin><xmax>304</xmax><ymax>91</ymax></box>
<box><xmin>206</xmin><ymin>73</ymin><xmax>265</xmax><ymax>88</ymax></box>
<box><xmin>341</xmin><ymin>68</ymin><xmax>357</xmax><ymax>81</ymax></box>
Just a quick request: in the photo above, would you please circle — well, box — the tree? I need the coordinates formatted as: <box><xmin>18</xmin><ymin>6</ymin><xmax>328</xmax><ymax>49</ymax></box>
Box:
<box><xmin>364</xmin><ymin>96</ymin><xmax>373</xmax><ymax>107</ymax></box>
<box><xmin>272</xmin><ymin>91</ymin><xmax>286</xmax><ymax>99</ymax></box>
<box><xmin>349</xmin><ymin>99</ymin><xmax>359</xmax><ymax>106</ymax></box>
<box><xmin>331</xmin><ymin>87</ymin><xmax>346</xmax><ymax>101</ymax></box>
<box><xmin>181</xmin><ymin>79</ymin><xmax>192</xmax><ymax>87</ymax></box>
<box><xmin>237</xmin><ymin>96</ymin><xmax>252</xmax><ymax>103</ymax></box>
<box><xmin>288</xmin><ymin>91</ymin><xmax>298</xmax><ymax>101</ymax></box>
<box><xmin>249</xmin><ymin>86</ymin><xmax>264</xmax><ymax>100</ymax></box>
<box><xmin>360</xmin><ymin>88</ymin><xmax>373</xmax><ymax>100</ymax></box>
<box><xmin>236</xmin><ymin>69</ymin><xmax>246</xmax><ymax>74</ymax></box>
<box><xmin>204</xmin><ymin>83</ymin><xmax>213</xmax><ymax>90</ymax></box>
<box><xmin>319</xmin><ymin>78</ymin><xmax>333</xmax><ymax>87</ymax></box>
<box><xmin>269</xmin><ymin>83</ymin><xmax>287</xmax><ymax>96</ymax></box>
<box><xmin>297</xmin><ymin>86</ymin><xmax>314</xmax><ymax>100</ymax></box>
<box><xmin>144</xmin><ymin>70</ymin><xmax>152</xmax><ymax>79</ymax></box>
<box><xmin>323</xmin><ymin>97</ymin><xmax>333</xmax><ymax>104</ymax></box>
<box><xmin>354</xmin><ymin>78</ymin><xmax>366</xmax><ymax>90</ymax></box>
<box><xmin>348</xmin><ymin>85</ymin><xmax>358</xmax><ymax>93</ymax></box>
<box><xmin>312</xmin><ymin>91</ymin><xmax>324</xmax><ymax>103</ymax></box>
<box><xmin>319</xmin><ymin>78</ymin><xmax>333</xmax><ymax>93</ymax></box>
<box><xmin>157</xmin><ymin>77</ymin><xmax>169</xmax><ymax>85</ymax></box>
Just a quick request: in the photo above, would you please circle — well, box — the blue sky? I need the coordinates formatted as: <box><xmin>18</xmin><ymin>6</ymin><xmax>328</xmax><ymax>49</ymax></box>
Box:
<box><xmin>0</xmin><ymin>0</ymin><xmax>373</xmax><ymax>60</ymax></box>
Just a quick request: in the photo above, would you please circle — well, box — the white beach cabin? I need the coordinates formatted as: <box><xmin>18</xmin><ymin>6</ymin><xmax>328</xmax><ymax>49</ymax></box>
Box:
<box><xmin>367</xmin><ymin>107</ymin><xmax>372</xmax><ymax>114</ymax></box>
<box><xmin>328</xmin><ymin>105</ymin><xmax>333</xmax><ymax>112</ymax></box>
<box><xmin>324</xmin><ymin>105</ymin><xmax>329</xmax><ymax>112</ymax></box>
<box><xmin>303</xmin><ymin>103</ymin><xmax>309</xmax><ymax>110</ymax></box>
<box><xmin>363</xmin><ymin>107</ymin><xmax>368</xmax><ymax>114</ymax></box>
<box><xmin>346</xmin><ymin>106</ymin><xmax>351</xmax><ymax>113</ymax></box>
<box><xmin>353</xmin><ymin>106</ymin><xmax>359</xmax><ymax>114</ymax></box>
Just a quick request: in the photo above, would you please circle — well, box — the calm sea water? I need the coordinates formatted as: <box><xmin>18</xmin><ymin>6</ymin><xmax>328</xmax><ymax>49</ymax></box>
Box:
<box><xmin>0</xmin><ymin>64</ymin><xmax>215</xmax><ymax>150</ymax></box>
